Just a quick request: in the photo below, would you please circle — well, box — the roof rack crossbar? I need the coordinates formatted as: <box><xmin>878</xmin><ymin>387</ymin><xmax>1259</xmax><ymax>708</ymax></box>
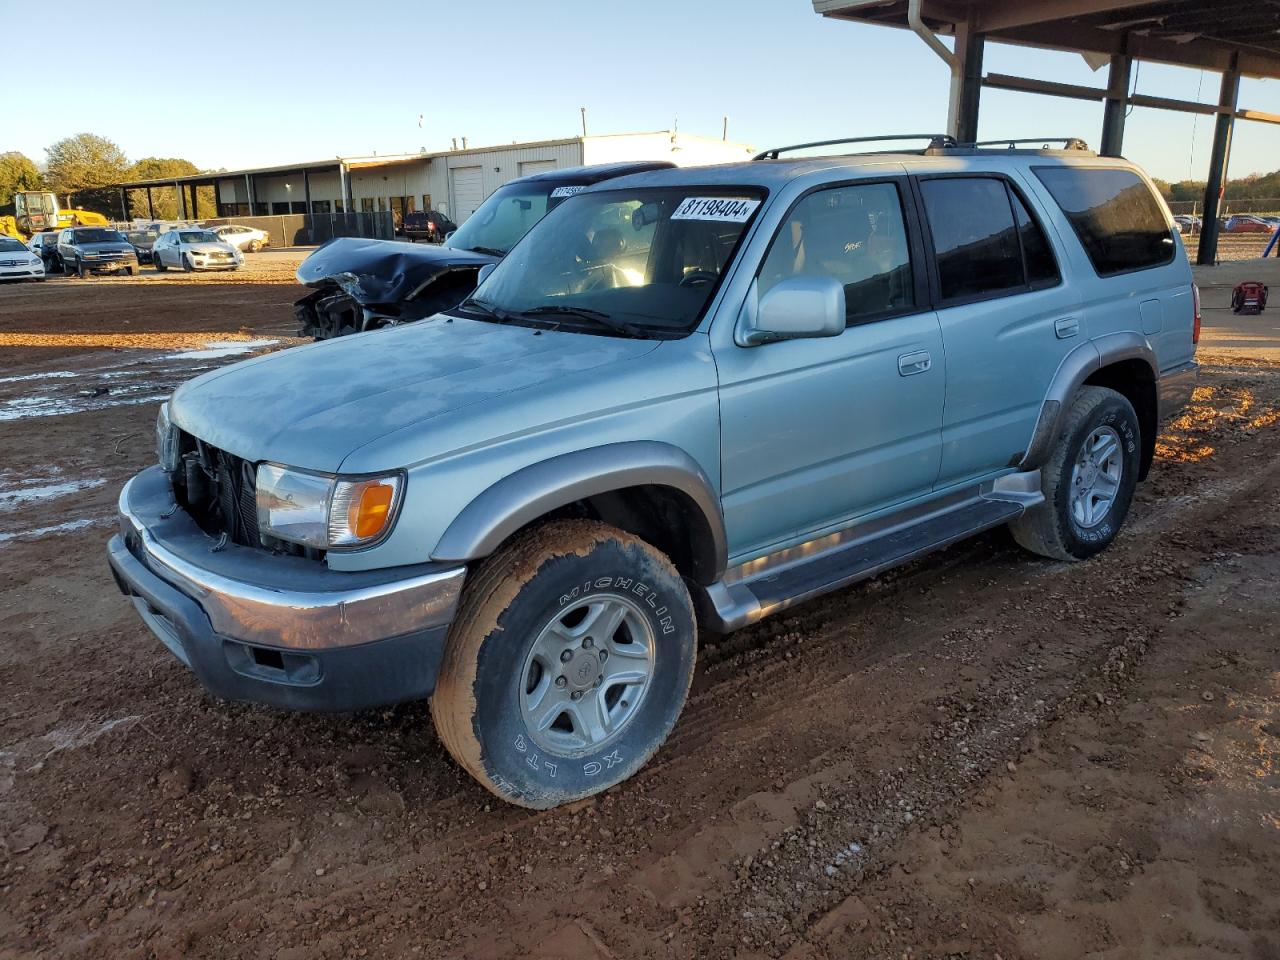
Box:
<box><xmin>753</xmin><ymin>133</ymin><xmax>955</xmax><ymax>161</ymax></box>
<box><xmin>969</xmin><ymin>137</ymin><xmax>1091</xmax><ymax>151</ymax></box>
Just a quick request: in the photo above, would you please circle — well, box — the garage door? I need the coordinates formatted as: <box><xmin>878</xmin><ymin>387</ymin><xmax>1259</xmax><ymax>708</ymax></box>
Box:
<box><xmin>450</xmin><ymin>166</ymin><xmax>484</xmax><ymax>222</ymax></box>
<box><xmin>518</xmin><ymin>159</ymin><xmax>558</xmax><ymax>177</ymax></box>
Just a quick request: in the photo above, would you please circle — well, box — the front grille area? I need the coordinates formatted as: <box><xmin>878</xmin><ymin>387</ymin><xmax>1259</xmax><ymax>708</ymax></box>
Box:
<box><xmin>171</xmin><ymin>430</ymin><xmax>261</xmax><ymax>547</ymax></box>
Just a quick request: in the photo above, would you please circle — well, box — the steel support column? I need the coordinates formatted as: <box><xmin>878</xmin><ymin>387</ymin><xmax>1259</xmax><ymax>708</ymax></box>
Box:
<box><xmin>119</xmin><ymin>188</ymin><xmax>129</xmax><ymax>222</ymax></box>
<box><xmin>245</xmin><ymin>173</ymin><xmax>255</xmax><ymax>216</ymax></box>
<box><xmin>1100</xmin><ymin>44</ymin><xmax>1131</xmax><ymax>157</ymax></box>
<box><xmin>303</xmin><ymin>169</ymin><xmax>312</xmax><ymax>214</ymax></box>
<box><xmin>176</xmin><ymin>181</ymin><xmax>186</xmax><ymax>219</ymax></box>
<box><xmin>953</xmin><ymin>12</ymin><xmax>985</xmax><ymax>143</ymax></box>
<box><xmin>146</xmin><ymin>187</ymin><xmax>154</xmax><ymax>220</ymax></box>
<box><xmin>1198</xmin><ymin>57</ymin><xmax>1241</xmax><ymax>266</ymax></box>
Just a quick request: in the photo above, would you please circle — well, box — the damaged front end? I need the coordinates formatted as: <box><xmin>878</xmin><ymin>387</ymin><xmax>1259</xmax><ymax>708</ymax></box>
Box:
<box><xmin>294</xmin><ymin>238</ymin><xmax>499</xmax><ymax>340</ymax></box>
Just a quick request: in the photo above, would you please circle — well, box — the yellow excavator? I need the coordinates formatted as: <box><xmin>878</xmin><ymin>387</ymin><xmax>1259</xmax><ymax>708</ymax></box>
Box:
<box><xmin>0</xmin><ymin>191</ymin><xmax>109</xmax><ymax>241</ymax></box>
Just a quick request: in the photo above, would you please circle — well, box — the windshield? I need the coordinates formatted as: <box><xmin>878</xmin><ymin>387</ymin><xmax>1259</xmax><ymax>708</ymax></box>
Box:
<box><xmin>179</xmin><ymin>231</ymin><xmax>219</xmax><ymax>243</ymax></box>
<box><xmin>72</xmin><ymin>229</ymin><xmax>124</xmax><ymax>243</ymax></box>
<box><xmin>445</xmin><ymin>182</ymin><xmax>571</xmax><ymax>256</ymax></box>
<box><xmin>0</xmin><ymin>239</ymin><xmax>27</xmax><ymax>253</ymax></box>
<box><xmin>463</xmin><ymin>188</ymin><xmax>764</xmax><ymax>336</ymax></box>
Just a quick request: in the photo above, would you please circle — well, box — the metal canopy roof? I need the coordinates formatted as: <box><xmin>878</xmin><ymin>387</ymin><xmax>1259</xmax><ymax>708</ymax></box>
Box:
<box><xmin>813</xmin><ymin>0</ymin><xmax>1280</xmax><ymax>78</ymax></box>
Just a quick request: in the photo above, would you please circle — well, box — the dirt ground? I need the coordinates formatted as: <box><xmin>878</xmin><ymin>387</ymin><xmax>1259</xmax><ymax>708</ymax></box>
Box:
<box><xmin>1</xmin><ymin>253</ymin><xmax>1278</xmax><ymax>960</ymax></box>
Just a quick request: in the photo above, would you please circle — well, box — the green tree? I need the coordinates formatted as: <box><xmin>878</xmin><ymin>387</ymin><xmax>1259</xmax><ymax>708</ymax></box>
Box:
<box><xmin>0</xmin><ymin>151</ymin><xmax>44</xmax><ymax>214</ymax></box>
<box><xmin>44</xmin><ymin>133</ymin><xmax>130</xmax><ymax>216</ymax></box>
<box><xmin>124</xmin><ymin>157</ymin><xmax>215</xmax><ymax>220</ymax></box>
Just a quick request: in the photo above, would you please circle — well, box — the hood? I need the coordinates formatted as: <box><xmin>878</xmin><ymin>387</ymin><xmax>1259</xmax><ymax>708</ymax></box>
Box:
<box><xmin>182</xmin><ymin>241</ymin><xmax>237</xmax><ymax>254</ymax></box>
<box><xmin>78</xmin><ymin>242</ymin><xmax>134</xmax><ymax>254</ymax></box>
<box><xmin>169</xmin><ymin>317</ymin><xmax>660</xmax><ymax>472</ymax></box>
<box><xmin>297</xmin><ymin>237</ymin><xmax>497</xmax><ymax>305</ymax></box>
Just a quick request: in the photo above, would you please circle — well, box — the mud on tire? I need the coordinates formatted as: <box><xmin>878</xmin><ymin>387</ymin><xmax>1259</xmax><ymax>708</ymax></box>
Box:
<box><xmin>1010</xmin><ymin>385</ymin><xmax>1141</xmax><ymax>561</ymax></box>
<box><xmin>431</xmin><ymin>520</ymin><xmax>697</xmax><ymax>809</ymax></box>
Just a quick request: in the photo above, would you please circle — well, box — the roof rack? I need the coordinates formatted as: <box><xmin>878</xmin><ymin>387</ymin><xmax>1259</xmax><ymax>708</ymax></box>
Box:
<box><xmin>753</xmin><ymin>134</ymin><xmax>955</xmax><ymax>161</ymax></box>
<box><xmin>970</xmin><ymin>137</ymin><xmax>1092</xmax><ymax>151</ymax></box>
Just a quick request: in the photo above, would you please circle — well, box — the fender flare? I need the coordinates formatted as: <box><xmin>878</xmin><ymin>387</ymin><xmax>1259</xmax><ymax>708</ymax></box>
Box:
<box><xmin>1021</xmin><ymin>332</ymin><xmax>1158</xmax><ymax>470</ymax></box>
<box><xmin>432</xmin><ymin>441</ymin><xmax>728</xmax><ymax>582</ymax></box>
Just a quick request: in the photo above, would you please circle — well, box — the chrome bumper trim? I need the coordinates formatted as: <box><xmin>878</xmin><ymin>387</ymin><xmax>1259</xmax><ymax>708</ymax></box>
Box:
<box><xmin>117</xmin><ymin>476</ymin><xmax>465</xmax><ymax>651</ymax></box>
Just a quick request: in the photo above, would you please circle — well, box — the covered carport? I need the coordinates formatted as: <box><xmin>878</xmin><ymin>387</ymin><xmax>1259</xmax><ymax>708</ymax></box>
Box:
<box><xmin>112</xmin><ymin>159</ymin><xmax>347</xmax><ymax>222</ymax></box>
<box><xmin>813</xmin><ymin>0</ymin><xmax>1280</xmax><ymax>263</ymax></box>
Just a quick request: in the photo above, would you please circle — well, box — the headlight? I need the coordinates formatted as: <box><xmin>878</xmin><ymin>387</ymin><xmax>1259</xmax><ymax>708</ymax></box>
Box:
<box><xmin>156</xmin><ymin>402</ymin><xmax>179</xmax><ymax>472</ymax></box>
<box><xmin>255</xmin><ymin>464</ymin><xmax>403</xmax><ymax>550</ymax></box>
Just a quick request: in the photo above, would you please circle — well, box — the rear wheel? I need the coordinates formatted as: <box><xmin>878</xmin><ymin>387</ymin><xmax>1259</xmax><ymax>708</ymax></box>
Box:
<box><xmin>1010</xmin><ymin>386</ymin><xmax>1141</xmax><ymax>561</ymax></box>
<box><xmin>432</xmin><ymin>520</ymin><xmax>697</xmax><ymax>809</ymax></box>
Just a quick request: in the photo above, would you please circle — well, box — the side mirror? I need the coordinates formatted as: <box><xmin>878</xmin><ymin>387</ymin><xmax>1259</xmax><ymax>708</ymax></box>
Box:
<box><xmin>737</xmin><ymin>276</ymin><xmax>846</xmax><ymax>346</ymax></box>
<box><xmin>476</xmin><ymin>262</ymin><xmax>497</xmax><ymax>286</ymax></box>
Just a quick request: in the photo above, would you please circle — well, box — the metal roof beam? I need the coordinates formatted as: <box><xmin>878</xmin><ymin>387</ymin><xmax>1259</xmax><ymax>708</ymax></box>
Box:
<box><xmin>976</xmin><ymin>0</ymin><xmax>1157</xmax><ymax>32</ymax></box>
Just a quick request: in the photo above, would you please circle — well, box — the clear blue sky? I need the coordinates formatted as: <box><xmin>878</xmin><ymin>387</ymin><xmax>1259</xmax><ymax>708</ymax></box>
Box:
<box><xmin>15</xmin><ymin>0</ymin><xmax>1279</xmax><ymax>184</ymax></box>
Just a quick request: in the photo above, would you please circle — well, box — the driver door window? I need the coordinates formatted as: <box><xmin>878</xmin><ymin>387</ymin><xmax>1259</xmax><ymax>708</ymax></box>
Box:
<box><xmin>759</xmin><ymin>182</ymin><xmax>915</xmax><ymax>324</ymax></box>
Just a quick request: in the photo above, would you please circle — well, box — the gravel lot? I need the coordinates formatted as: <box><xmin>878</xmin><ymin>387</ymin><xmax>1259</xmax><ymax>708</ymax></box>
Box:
<box><xmin>0</xmin><ymin>250</ymin><xmax>1277</xmax><ymax>960</ymax></box>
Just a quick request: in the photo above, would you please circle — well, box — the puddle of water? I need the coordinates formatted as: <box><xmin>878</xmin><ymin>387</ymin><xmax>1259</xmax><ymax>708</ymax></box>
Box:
<box><xmin>0</xmin><ymin>370</ymin><xmax>80</xmax><ymax>385</ymax></box>
<box><xmin>0</xmin><ymin>392</ymin><xmax>169</xmax><ymax>422</ymax></box>
<box><xmin>0</xmin><ymin>516</ymin><xmax>111</xmax><ymax>543</ymax></box>
<box><xmin>0</xmin><ymin>477</ymin><xmax>106</xmax><ymax>511</ymax></box>
<box><xmin>168</xmin><ymin>338</ymin><xmax>278</xmax><ymax>360</ymax></box>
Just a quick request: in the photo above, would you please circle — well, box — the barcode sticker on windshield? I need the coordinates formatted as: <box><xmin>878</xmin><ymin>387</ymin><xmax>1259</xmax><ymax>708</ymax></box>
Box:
<box><xmin>671</xmin><ymin>197</ymin><xmax>760</xmax><ymax>222</ymax></box>
<box><xmin>550</xmin><ymin>185</ymin><xmax>587</xmax><ymax>198</ymax></box>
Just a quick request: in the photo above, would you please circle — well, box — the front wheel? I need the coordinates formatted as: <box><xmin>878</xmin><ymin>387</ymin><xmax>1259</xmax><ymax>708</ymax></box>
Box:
<box><xmin>432</xmin><ymin>520</ymin><xmax>697</xmax><ymax>809</ymax></box>
<box><xmin>182</xmin><ymin>254</ymin><xmax>194</xmax><ymax>272</ymax></box>
<box><xmin>1010</xmin><ymin>385</ymin><xmax>1140</xmax><ymax>561</ymax></box>
<box><xmin>154</xmin><ymin>254</ymin><xmax>167</xmax><ymax>272</ymax></box>
<box><xmin>247</xmin><ymin>240</ymin><xmax>261</xmax><ymax>252</ymax></box>
<box><xmin>76</xmin><ymin>258</ymin><xmax>87</xmax><ymax>279</ymax></box>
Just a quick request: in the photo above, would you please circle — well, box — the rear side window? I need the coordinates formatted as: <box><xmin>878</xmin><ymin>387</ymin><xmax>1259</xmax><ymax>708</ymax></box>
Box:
<box><xmin>919</xmin><ymin>178</ymin><xmax>1025</xmax><ymax>301</ymax></box>
<box><xmin>1010</xmin><ymin>189</ymin><xmax>1060</xmax><ymax>288</ymax></box>
<box><xmin>1033</xmin><ymin>166</ymin><xmax>1174</xmax><ymax>276</ymax></box>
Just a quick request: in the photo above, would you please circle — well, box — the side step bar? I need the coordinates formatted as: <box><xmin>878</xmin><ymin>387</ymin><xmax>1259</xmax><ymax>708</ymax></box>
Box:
<box><xmin>699</xmin><ymin>478</ymin><xmax>1040</xmax><ymax>632</ymax></box>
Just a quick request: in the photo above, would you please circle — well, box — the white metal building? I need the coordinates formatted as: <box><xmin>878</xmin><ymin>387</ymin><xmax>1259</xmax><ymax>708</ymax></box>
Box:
<box><xmin>116</xmin><ymin>131</ymin><xmax>756</xmax><ymax>225</ymax></box>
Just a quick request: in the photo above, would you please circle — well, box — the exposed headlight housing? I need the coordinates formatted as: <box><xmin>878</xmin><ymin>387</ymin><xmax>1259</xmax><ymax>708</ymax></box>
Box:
<box><xmin>155</xmin><ymin>402</ymin><xmax>180</xmax><ymax>472</ymax></box>
<box><xmin>255</xmin><ymin>464</ymin><xmax>403</xmax><ymax>550</ymax></box>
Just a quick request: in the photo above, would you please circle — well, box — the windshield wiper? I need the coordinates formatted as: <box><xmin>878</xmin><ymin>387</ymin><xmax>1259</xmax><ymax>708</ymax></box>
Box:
<box><xmin>518</xmin><ymin>305</ymin><xmax>649</xmax><ymax>338</ymax></box>
<box><xmin>465</xmin><ymin>245</ymin><xmax>507</xmax><ymax>257</ymax></box>
<box><xmin>458</xmin><ymin>296</ymin><xmax>517</xmax><ymax>323</ymax></box>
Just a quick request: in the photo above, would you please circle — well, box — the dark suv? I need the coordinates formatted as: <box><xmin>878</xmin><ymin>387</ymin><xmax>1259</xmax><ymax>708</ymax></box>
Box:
<box><xmin>56</xmin><ymin>227</ymin><xmax>139</xmax><ymax>277</ymax></box>
<box><xmin>402</xmin><ymin>209</ymin><xmax>457</xmax><ymax>243</ymax></box>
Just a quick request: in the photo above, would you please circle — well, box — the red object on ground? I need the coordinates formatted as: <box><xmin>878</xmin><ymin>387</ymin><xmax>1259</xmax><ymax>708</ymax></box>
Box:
<box><xmin>1231</xmin><ymin>281</ymin><xmax>1269</xmax><ymax>315</ymax></box>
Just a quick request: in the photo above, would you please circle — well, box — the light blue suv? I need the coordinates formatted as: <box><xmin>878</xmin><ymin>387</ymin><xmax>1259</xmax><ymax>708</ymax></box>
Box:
<box><xmin>109</xmin><ymin>137</ymin><xmax>1199</xmax><ymax>808</ymax></box>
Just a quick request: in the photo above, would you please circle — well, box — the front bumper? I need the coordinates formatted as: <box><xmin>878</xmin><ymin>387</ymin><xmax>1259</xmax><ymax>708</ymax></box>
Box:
<box><xmin>83</xmin><ymin>258</ymin><xmax>136</xmax><ymax>273</ymax></box>
<box><xmin>108</xmin><ymin>466</ymin><xmax>466</xmax><ymax>711</ymax></box>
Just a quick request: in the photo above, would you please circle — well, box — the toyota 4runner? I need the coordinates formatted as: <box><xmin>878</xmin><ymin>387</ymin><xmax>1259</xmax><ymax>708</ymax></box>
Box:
<box><xmin>108</xmin><ymin>135</ymin><xmax>1199</xmax><ymax>809</ymax></box>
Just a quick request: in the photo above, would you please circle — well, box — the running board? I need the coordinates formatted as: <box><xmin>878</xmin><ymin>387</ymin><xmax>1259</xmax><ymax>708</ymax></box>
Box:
<box><xmin>699</xmin><ymin>479</ymin><xmax>1039</xmax><ymax>633</ymax></box>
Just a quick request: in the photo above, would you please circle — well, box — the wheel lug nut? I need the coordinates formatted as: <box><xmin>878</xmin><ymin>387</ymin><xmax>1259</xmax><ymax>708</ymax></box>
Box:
<box><xmin>582</xmin><ymin>637</ymin><xmax>594</xmax><ymax>649</ymax></box>
<box><xmin>594</xmin><ymin>675</ymin><xmax>603</xmax><ymax>687</ymax></box>
<box><xmin>571</xmin><ymin>690</ymin><xmax>583</xmax><ymax>701</ymax></box>
<box><xmin>560</xmin><ymin>650</ymin><xmax>573</xmax><ymax>663</ymax></box>
<box><xmin>555</xmin><ymin>676</ymin><xmax>567</xmax><ymax>688</ymax></box>
<box><xmin>599</xmin><ymin>650</ymin><xmax>609</xmax><ymax>662</ymax></box>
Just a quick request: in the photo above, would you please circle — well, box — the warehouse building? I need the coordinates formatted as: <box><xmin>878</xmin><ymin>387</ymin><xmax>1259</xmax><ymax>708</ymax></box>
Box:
<box><xmin>112</xmin><ymin>130</ymin><xmax>755</xmax><ymax>226</ymax></box>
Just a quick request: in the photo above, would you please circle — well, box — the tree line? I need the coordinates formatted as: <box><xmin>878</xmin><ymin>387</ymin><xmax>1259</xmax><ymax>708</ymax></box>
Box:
<box><xmin>0</xmin><ymin>133</ymin><xmax>215</xmax><ymax>221</ymax></box>
<box><xmin>1152</xmin><ymin>168</ymin><xmax>1280</xmax><ymax>203</ymax></box>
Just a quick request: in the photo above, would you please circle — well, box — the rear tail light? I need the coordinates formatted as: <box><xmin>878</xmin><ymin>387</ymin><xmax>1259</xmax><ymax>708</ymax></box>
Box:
<box><xmin>1191</xmin><ymin>283</ymin><xmax>1202</xmax><ymax>345</ymax></box>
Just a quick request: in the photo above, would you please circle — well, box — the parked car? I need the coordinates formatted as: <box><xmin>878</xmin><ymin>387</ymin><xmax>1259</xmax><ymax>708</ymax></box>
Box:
<box><xmin>294</xmin><ymin>161</ymin><xmax>676</xmax><ymax>339</ymax></box>
<box><xmin>56</xmin><ymin>227</ymin><xmax>139</xmax><ymax>277</ymax></box>
<box><xmin>125</xmin><ymin>228</ymin><xmax>160</xmax><ymax>264</ymax></box>
<box><xmin>401</xmin><ymin>209</ymin><xmax>456</xmax><ymax>243</ymax></box>
<box><xmin>152</xmin><ymin>228</ymin><xmax>243</xmax><ymax>272</ymax></box>
<box><xmin>1173</xmin><ymin>215</ymin><xmax>1200</xmax><ymax>235</ymax></box>
<box><xmin>210</xmin><ymin>224</ymin><xmax>269</xmax><ymax>252</ymax></box>
<box><xmin>109</xmin><ymin>139</ymin><xmax>1198</xmax><ymax>809</ymax></box>
<box><xmin>1224</xmin><ymin>215</ymin><xmax>1274</xmax><ymax>234</ymax></box>
<box><xmin>0</xmin><ymin>236</ymin><xmax>45</xmax><ymax>281</ymax></box>
<box><xmin>27</xmin><ymin>232</ymin><xmax>62</xmax><ymax>272</ymax></box>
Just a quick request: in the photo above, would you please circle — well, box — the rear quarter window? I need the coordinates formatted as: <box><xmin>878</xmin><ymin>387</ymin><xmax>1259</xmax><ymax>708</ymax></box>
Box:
<box><xmin>1033</xmin><ymin>166</ymin><xmax>1174</xmax><ymax>276</ymax></box>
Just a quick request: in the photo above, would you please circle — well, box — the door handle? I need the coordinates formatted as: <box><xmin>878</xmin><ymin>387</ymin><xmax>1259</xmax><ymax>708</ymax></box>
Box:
<box><xmin>1054</xmin><ymin>317</ymin><xmax>1080</xmax><ymax>339</ymax></box>
<box><xmin>898</xmin><ymin>351</ymin><xmax>932</xmax><ymax>377</ymax></box>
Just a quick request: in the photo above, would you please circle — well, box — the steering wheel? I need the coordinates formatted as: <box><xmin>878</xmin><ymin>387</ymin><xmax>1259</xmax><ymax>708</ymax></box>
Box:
<box><xmin>679</xmin><ymin>270</ymin><xmax>718</xmax><ymax>289</ymax></box>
